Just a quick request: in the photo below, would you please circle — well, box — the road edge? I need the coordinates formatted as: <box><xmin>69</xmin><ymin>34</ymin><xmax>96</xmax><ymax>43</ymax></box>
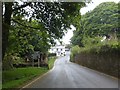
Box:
<box><xmin>20</xmin><ymin>58</ymin><xmax>58</xmax><ymax>90</ymax></box>
<box><xmin>75</xmin><ymin>63</ymin><xmax>119</xmax><ymax>80</ymax></box>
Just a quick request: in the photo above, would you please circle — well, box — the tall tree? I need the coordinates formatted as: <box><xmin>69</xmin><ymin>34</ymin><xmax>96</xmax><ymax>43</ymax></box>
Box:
<box><xmin>2</xmin><ymin>2</ymin><xmax>88</xmax><ymax>59</ymax></box>
<box><xmin>71</xmin><ymin>2</ymin><xmax>119</xmax><ymax>46</ymax></box>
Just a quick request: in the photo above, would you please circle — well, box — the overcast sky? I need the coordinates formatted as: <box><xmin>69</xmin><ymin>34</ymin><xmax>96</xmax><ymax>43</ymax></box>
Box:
<box><xmin>62</xmin><ymin>0</ymin><xmax>119</xmax><ymax>45</ymax></box>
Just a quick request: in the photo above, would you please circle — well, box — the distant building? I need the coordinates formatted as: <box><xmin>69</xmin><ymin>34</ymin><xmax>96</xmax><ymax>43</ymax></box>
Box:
<box><xmin>49</xmin><ymin>44</ymin><xmax>66</xmax><ymax>56</ymax></box>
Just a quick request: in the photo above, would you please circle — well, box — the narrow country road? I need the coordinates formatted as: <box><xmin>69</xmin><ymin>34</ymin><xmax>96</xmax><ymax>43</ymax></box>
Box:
<box><xmin>22</xmin><ymin>51</ymin><xmax>118</xmax><ymax>88</ymax></box>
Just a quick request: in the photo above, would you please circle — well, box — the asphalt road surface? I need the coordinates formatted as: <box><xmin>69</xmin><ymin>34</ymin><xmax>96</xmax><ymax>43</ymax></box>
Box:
<box><xmin>23</xmin><ymin>51</ymin><xmax>118</xmax><ymax>88</ymax></box>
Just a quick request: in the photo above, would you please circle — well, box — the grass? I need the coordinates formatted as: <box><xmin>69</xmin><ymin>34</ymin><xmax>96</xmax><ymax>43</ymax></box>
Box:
<box><xmin>48</xmin><ymin>57</ymin><xmax>57</xmax><ymax>69</ymax></box>
<box><xmin>2</xmin><ymin>67</ymin><xmax>48</xmax><ymax>88</ymax></box>
<box><xmin>2</xmin><ymin>57</ymin><xmax>56</xmax><ymax>89</ymax></box>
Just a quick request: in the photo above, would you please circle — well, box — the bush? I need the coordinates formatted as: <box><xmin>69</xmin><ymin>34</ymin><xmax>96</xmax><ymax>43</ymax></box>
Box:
<box><xmin>70</xmin><ymin>45</ymin><xmax>80</xmax><ymax>62</ymax></box>
<box><xmin>3</xmin><ymin>53</ymin><xmax>24</xmax><ymax>70</ymax></box>
<box><xmin>48</xmin><ymin>53</ymin><xmax>56</xmax><ymax>57</ymax></box>
<box><xmin>71</xmin><ymin>43</ymin><xmax>120</xmax><ymax>78</ymax></box>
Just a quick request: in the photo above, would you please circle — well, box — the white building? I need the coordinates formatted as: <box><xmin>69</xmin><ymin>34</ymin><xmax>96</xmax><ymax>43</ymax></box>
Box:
<box><xmin>49</xmin><ymin>45</ymin><xmax>66</xmax><ymax>56</ymax></box>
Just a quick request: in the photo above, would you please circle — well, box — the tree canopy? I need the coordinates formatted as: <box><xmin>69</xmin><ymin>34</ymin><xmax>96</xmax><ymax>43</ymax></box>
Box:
<box><xmin>2</xmin><ymin>1</ymin><xmax>89</xmax><ymax>59</ymax></box>
<box><xmin>71</xmin><ymin>2</ymin><xmax>119</xmax><ymax>47</ymax></box>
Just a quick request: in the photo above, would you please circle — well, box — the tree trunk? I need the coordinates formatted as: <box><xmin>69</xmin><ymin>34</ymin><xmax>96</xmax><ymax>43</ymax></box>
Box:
<box><xmin>2</xmin><ymin>2</ymin><xmax>13</xmax><ymax>59</ymax></box>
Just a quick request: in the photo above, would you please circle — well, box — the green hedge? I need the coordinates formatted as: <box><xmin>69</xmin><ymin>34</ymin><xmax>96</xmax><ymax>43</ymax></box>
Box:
<box><xmin>71</xmin><ymin>44</ymin><xmax>120</xmax><ymax>78</ymax></box>
<box><xmin>48</xmin><ymin>53</ymin><xmax>56</xmax><ymax>57</ymax></box>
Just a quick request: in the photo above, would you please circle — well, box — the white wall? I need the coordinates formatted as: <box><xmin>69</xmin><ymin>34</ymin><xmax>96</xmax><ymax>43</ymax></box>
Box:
<box><xmin>49</xmin><ymin>45</ymin><xmax>66</xmax><ymax>56</ymax></box>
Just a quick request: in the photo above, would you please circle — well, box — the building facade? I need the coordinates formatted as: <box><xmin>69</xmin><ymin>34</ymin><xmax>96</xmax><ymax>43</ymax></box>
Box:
<box><xmin>49</xmin><ymin>45</ymin><xmax>66</xmax><ymax>56</ymax></box>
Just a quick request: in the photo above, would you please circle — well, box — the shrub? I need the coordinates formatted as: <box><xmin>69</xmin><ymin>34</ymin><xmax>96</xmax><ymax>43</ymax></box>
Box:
<box><xmin>48</xmin><ymin>53</ymin><xmax>56</xmax><ymax>57</ymax></box>
<box><xmin>70</xmin><ymin>45</ymin><xmax>80</xmax><ymax>62</ymax></box>
<box><xmin>71</xmin><ymin>43</ymin><xmax>120</xmax><ymax>78</ymax></box>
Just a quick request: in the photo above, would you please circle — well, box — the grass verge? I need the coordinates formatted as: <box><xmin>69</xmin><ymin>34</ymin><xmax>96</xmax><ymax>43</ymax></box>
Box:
<box><xmin>2</xmin><ymin>57</ymin><xmax>56</xmax><ymax>89</ymax></box>
<box><xmin>48</xmin><ymin>56</ymin><xmax>57</xmax><ymax>69</ymax></box>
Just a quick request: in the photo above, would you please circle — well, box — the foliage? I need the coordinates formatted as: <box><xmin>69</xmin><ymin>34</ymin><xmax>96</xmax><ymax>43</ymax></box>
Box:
<box><xmin>71</xmin><ymin>43</ymin><xmax>120</xmax><ymax>78</ymax></box>
<box><xmin>70</xmin><ymin>45</ymin><xmax>80</xmax><ymax>62</ymax></box>
<box><xmin>2</xmin><ymin>56</ymin><xmax>56</xmax><ymax>88</ymax></box>
<box><xmin>2</xmin><ymin>2</ymin><xmax>88</xmax><ymax>59</ymax></box>
<box><xmin>48</xmin><ymin>56</ymin><xmax>57</xmax><ymax>69</ymax></box>
<box><xmin>71</xmin><ymin>40</ymin><xmax>119</xmax><ymax>54</ymax></box>
<box><xmin>2</xmin><ymin>2</ymin><xmax>90</xmax><ymax>70</ymax></box>
<box><xmin>48</xmin><ymin>53</ymin><xmax>56</xmax><ymax>57</ymax></box>
<box><xmin>8</xmin><ymin>20</ymin><xmax>51</xmax><ymax>56</ymax></box>
<box><xmin>70</xmin><ymin>1</ymin><xmax>120</xmax><ymax>78</ymax></box>
<box><xmin>81</xmin><ymin>36</ymin><xmax>102</xmax><ymax>48</ymax></box>
<box><xmin>3</xmin><ymin>53</ymin><xmax>24</xmax><ymax>70</ymax></box>
<box><xmin>71</xmin><ymin>2</ymin><xmax>119</xmax><ymax>46</ymax></box>
<box><xmin>2</xmin><ymin>67</ymin><xmax>48</xmax><ymax>88</ymax></box>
